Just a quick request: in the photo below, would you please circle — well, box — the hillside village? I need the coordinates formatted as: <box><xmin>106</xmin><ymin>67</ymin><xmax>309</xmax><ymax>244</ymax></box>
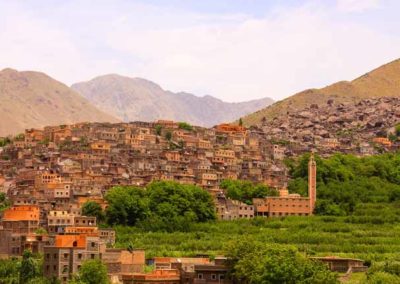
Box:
<box><xmin>0</xmin><ymin>118</ymin><xmax>388</xmax><ymax>282</ymax></box>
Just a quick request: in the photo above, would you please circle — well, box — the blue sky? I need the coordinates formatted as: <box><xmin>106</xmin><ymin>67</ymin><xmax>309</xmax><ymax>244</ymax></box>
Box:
<box><xmin>1</xmin><ymin>0</ymin><xmax>399</xmax><ymax>102</ymax></box>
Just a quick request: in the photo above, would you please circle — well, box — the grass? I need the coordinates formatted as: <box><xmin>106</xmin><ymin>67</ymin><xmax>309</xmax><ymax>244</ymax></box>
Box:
<box><xmin>345</xmin><ymin>272</ymin><xmax>367</xmax><ymax>284</ymax></box>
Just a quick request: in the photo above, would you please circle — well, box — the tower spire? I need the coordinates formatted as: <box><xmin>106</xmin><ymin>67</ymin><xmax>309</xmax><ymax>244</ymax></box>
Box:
<box><xmin>308</xmin><ymin>152</ymin><xmax>317</xmax><ymax>214</ymax></box>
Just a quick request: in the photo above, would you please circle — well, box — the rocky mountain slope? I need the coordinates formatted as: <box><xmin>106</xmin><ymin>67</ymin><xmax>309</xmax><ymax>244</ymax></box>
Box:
<box><xmin>71</xmin><ymin>74</ymin><xmax>273</xmax><ymax>127</ymax></box>
<box><xmin>257</xmin><ymin>97</ymin><xmax>400</xmax><ymax>148</ymax></box>
<box><xmin>0</xmin><ymin>68</ymin><xmax>118</xmax><ymax>136</ymax></box>
<box><xmin>243</xmin><ymin>58</ymin><xmax>400</xmax><ymax>126</ymax></box>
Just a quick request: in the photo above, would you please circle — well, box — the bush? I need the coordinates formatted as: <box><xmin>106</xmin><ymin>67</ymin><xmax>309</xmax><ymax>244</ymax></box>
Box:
<box><xmin>178</xmin><ymin>122</ymin><xmax>193</xmax><ymax>131</ymax></box>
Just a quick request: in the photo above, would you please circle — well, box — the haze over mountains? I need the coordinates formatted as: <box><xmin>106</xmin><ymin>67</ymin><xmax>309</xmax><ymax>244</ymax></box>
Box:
<box><xmin>242</xmin><ymin>59</ymin><xmax>400</xmax><ymax>126</ymax></box>
<box><xmin>0</xmin><ymin>68</ymin><xmax>118</xmax><ymax>136</ymax></box>
<box><xmin>71</xmin><ymin>74</ymin><xmax>273</xmax><ymax>127</ymax></box>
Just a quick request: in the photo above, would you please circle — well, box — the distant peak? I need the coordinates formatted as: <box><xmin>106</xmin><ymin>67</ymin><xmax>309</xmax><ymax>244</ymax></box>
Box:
<box><xmin>73</xmin><ymin>73</ymin><xmax>164</xmax><ymax>91</ymax></box>
<box><xmin>1</xmin><ymin>68</ymin><xmax>18</xmax><ymax>73</ymax></box>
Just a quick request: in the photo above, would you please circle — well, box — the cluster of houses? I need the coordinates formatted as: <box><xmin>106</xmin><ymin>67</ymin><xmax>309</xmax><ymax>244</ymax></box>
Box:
<box><xmin>0</xmin><ymin>120</ymin><xmax>321</xmax><ymax>283</ymax></box>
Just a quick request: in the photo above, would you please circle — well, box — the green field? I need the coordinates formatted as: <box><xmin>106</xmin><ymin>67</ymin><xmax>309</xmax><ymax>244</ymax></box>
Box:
<box><xmin>114</xmin><ymin>203</ymin><xmax>400</xmax><ymax>261</ymax></box>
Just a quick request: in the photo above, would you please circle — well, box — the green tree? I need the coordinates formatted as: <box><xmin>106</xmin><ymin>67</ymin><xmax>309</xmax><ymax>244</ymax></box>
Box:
<box><xmin>81</xmin><ymin>201</ymin><xmax>105</xmax><ymax>223</ymax></box>
<box><xmin>155</xmin><ymin>125</ymin><xmax>163</xmax><ymax>136</ymax></box>
<box><xmin>239</xmin><ymin>118</ymin><xmax>243</xmax><ymax>126</ymax></box>
<box><xmin>34</xmin><ymin>228</ymin><xmax>48</xmax><ymax>235</ymax></box>
<box><xmin>388</xmin><ymin>133</ymin><xmax>398</xmax><ymax>142</ymax></box>
<box><xmin>395</xmin><ymin>124</ymin><xmax>400</xmax><ymax>136</ymax></box>
<box><xmin>73</xmin><ymin>259</ymin><xmax>109</xmax><ymax>284</ymax></box>
<box><xmin>19</xmin><ymin>250</ymin><xmax>40</xmax><ymax>284</ymax></box>
<box><xmin>165</xmin><ymin>131</ymin><xmax>172</xmax><ymax>141</ymax></box>
<box><xmin>142</xmin><ymin>181</ymin><xmax>216</xmax><ymax>231</ymax></box>
<box><xmin>220</xmin><ymin>179</ymin><xmax>278</xmax><ymax>205</ymax></box>
<box><xmin>226</xmin><ymin>238</ymin><xmax>338</xmax><ymax>284</ymax></box>
<box><xmin>287</xmin><ymin>153</ymin><xmax>400</xmax><ymax>215</ymax></box>
<box><xmin>0</xmin><ymin>192</ymin><xmax>10</xmax><ymax>211</ymax></box>
<box><xmin>0</xmin><ymin>258</ymin><xmax>20</xmax><ymax>284</ymax></box>
<box><xmin>0</xmin><ymin>137</ymin><xmax>11</xmax><ymax>147</ymax></box>
<box><xmin>105</xmin><ymin>186</ymin><xmax>149</xmax><ymax>226</ymax></box>
<box><xmin>178</xmin><ymin>122</ymin><xmax>193</xmax><ymax>131</ymax></box>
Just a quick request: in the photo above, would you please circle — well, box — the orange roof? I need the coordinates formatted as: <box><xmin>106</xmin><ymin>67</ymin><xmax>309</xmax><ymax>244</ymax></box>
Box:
<box><xmin>2</xmin><ymin>206</ymin><xmax>40</xmax><ymax>221</ymax></box>
<box><xmin>54</xmin><ymin>235</ymin><xmax>86</xmax><ymax>248</ymax></box>
<box><xmin>216</xmin><ymin>123</ymin><xmax>246</xmax><ymax>132</ymax></box>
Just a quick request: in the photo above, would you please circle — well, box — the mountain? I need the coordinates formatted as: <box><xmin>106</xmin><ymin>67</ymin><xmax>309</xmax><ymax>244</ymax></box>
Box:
<box><xmin>258</xmin><ymin>96</ymin><xmax>400</xmax><ymax>155</ymax></box>
<box><xmin>71</xmin><ymin>74</ymin><xmax>273</xmax><ymax>127</ymax></box>
<box><xmin>0</xmin><ymin>68</ymin><xmax>118</xmax><ymax>136</ymax></box>
<box><xmin>242</xmin><ymin>58</ymin><xmax>400</xmax><ymax>126</ymax></box>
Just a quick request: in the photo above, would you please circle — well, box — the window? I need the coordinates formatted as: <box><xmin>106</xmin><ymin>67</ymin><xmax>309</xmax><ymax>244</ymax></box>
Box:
<box><xmin>219</xmin><ymin>274</ymin><xmax>225</xmax><ymax>280</ymax></box>
<box><xmin>91</xmin><ymin>254</ymin><xmax>95</xmax><ymax>259</ymax></box>
<box><xmin>198</xmin><ymin>273</ymin><xmax>203</xmax><ymax>279</ymax></box>
<box><xmin>78</xmin><ymin>253</ymin><xmax>82</xmax><ymax>259</ymax></box>
<box><xmin>211</xmin><ymin>274</ymin><xmax>217</xmax><ymax>280</ymax></box>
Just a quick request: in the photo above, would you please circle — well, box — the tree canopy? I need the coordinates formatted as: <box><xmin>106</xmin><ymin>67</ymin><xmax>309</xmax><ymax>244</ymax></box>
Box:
<box><xmin>220</xmin><ymin>179</ymin><xmax>278</xmax><ymax>205</ymax></box>
<box><xmin>105</xmin><ymin>186</ymin><xmax>149</xmax><ymax>226</ymax></box>
<box><xmin>226</xmin><ymin>238</ymin><xmax>338</xmax><ymax>284</ymax></box>
<box><xmin>71</xmin><ymin>259</ymin><xmax>109</xmax><ymax>284</ymax></box>
<box><xmin>105</xmin><ymin>181</ymin><xmax>216</xmax><ymax>231</ymax></box>
<box><xmin>81</xmin><ymin>201</ymin><xmax>105</xmax><ymax>223</ymax></box>
<box><xmin>287</xmin><ymin>153</ymin><xmax>400</xmax><ymax>215</ymax></box>
<box><xmin>178</xmin><ymin>122</ymin><xmax>193</xmax><ymax>131</ymax></box>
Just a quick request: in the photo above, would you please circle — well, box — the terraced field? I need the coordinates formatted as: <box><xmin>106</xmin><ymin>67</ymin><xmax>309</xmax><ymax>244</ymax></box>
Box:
<box><xmin>115</xmin><ymin>204</ymin><xmax>400</xmax><ymax>261</ymax></box>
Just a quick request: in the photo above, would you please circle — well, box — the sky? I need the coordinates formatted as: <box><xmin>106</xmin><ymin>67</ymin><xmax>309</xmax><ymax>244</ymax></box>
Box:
<box><xmin>0</xmin><ymin>0</ymin><xmax>400</xmax><ymax>102</ymax></box>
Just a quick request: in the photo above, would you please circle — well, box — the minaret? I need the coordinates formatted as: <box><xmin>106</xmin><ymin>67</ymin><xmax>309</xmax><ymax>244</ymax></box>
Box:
<box><xmin>308</xmin><ymin>152</ymin><xmax>317</xmax><ymax>214</ymax></box>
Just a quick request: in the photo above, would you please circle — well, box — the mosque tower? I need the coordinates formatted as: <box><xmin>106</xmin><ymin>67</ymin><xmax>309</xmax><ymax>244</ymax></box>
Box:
<box><xmin>308</xmin><ymin>152</ymin><xmax>317</xmax><ymax>214</ymax></box>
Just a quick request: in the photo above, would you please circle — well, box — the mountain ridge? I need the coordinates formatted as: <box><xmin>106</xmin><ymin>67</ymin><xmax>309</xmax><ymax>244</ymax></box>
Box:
<box><xmin>242</xmin><ymin>58</ymin><xmax>400</xmax><ymax>126</ymax></box>
<box><xmin>71</xmin><ymin>74</ymin><xmax>274</xmax><ymax>127</ymax></box>
<box><xmin>0</xmin><ymin>68</ymin><xmax>119</xmax><ymax>136</ymax></box>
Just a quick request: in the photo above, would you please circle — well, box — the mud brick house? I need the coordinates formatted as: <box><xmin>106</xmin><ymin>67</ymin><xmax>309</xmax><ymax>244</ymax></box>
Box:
<box><xmin>122</xmin><ymin>269</ymin><xmax>180</xmax><ymax>284</ymax></box>
<box><xmin>0</xmin><ymin>230</ymin><xmax>49</xmax><ymax>256</ymax></box>
<box><xmin>310</xmin><ymin>256</ymin><xmax>367</xmax><ymax>273</ymax></box>
<box><xmin>254</xmin><ymin>154</ymin><xmax>317</xmax><ymax>217</ymax></box>
<box><xmin>215</xmin><ymin>194</ymin><xmax>254</xmax><ymax>220</ymax></box>
<box><xmin>0</xmin><ymin>205</ymin><xmax>42</xmax><ymax>256</ymax></box>
<box><xmin>1</xmin><ymin>205</ymin><xmax>40</xmax><ymax>234</ymax></box>
<box><xmin>101</xmin><ymin>248</ymin><xmax>145</xmax><ymax>274</ymax></box>
<box><xmin>191</xmin><ymin>257</ymin><xmax>232</xmax><ymax>284</ymax></box>
<box><xmin>43</xmin><ymin>234</ymin><xmax>104</xmax><ymax>282</ymax></box>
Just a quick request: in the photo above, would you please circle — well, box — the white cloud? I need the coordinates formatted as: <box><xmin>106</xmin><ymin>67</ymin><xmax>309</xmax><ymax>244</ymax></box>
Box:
<box><xmin>0</xmin><ymin>1</ymin><xmax>399</xmax><ymax>102</ymax></box>
<box><xmin>337</xmin><ymin>0</ymin><xmax>380</xmax><ymax>13</ymax></box>
<box><xmin>106</xmin><ymin>2</ymin><xmax>400</xmax><ymax>101</ymax></box>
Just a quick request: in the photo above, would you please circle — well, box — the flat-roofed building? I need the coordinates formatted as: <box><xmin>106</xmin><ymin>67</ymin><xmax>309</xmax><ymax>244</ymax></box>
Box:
<box><xmin>1</xmin><ymin>205</ymin><xmax>40</xmax><ymax>234</ymax></box>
